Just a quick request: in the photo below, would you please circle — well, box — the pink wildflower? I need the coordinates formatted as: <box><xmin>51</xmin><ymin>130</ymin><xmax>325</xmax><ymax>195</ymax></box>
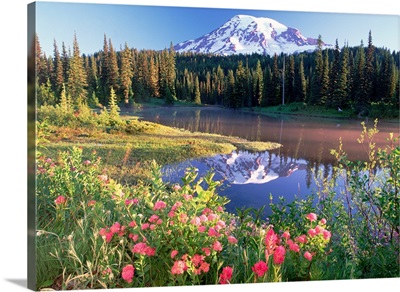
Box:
<box><xmin>252</xmin><ymin>260</ymin><xmax>268</xmax><ymax>277</ymax></box>
<box><xmin>212</xmin><ymin>241</ymin><xmax>223</xmax><ymax>252</ymax></box>
<box><xmin>153</xmin><ymin>201</ymin><xmax>167</xmax><ymax>211</ymax></box>
<box><xmin>295</xmin><ymin>235</ymin><xmax>308</xmax><ymax>244</ymax></box>
<box><xmin>202</xmin><ymin>208</ymin><xmax>212</xmax><ymax>215</ymax></box>
<box><xmin>105</xmin><ymin>232</ymin><xmax>113</xmax><ymax>243</ymax></box>
<box><xmin>179</xmin><ymin>213</ymin><xmax>189</xmax><ymax>224</ymax></box>
<box><xmin>208</xmin><ymin>227</ymin><xmax>220</xmax><ymax>237</ymax></box>
<box><xmin>216</xmin><ymin>220</ymin><xmax>226</xmax><ymax>230</ymax></box>
<box><xmin>156</xmin><ymin>219</ymin><xmax>163</xmax><ymax>225</ymax></box>
<box><xmin>265</xmin><ymin>229</ymin><xmax>280</xmax><ymax>256</ymax></box>
<box><xmin>110</xmin><ymin>222</ymin><xmax>121</xmax><ymax>234</ymax></box>
<box><xmin>306</xmin><ymin>213</ymin><xmax>318</xmax><ymax>222</ymax></box>
<box><xmin>148</xmin><ymin>214</ymin><xmax>159</xmax><ymax>223</ymax></box>
<box><xmin>125</xmin><ymin>198</ymin><xmax>139</xmax><ymax>206</ymax></box>
<box><xmin>199</xmin><ymin>215</ymin><xmax>208</xmax><ymax>222</ymax></box>
<box><xmin>219</xmin><ymin>266</ymin><xmax>233</xmax><ymax>284</ymax></box>
<box><xmin>171</xmin><ymin>201</ymin><xmax>183</xmax><ymax>211</ymax></box>
<box><xmin>202</xmin><ymin>247</ymin><xmax>211</xmax><ymax>256</ymax></box>
<box><xmin>208</xmin><ymin>213</ymin><xmax>218</xmax><ymax>221</ymax></box>
<box><xmin>129</xmin><ymin>221</ymin><xmax>137</xmax><ymax>228</ymax></box>
<box><xmin>273</xmin><ymin>246</ymin><xmax>286</xmax><ymax>265</ymax></box>
<box><xmin>83</xmin><ymin>160</ymin><xmax>91</xmax><ymax>165</ymax></box>
<box><xmin>141</xmin><ymin>223</ymin><xmax>150</xmax><ymax>230</ymax></box>
<box><xmin>168</xmin><ymin>211</ymin><xmax>175</xmax><ymax>218</ymax></box>
<box><xmin>191</xmin><ymin>217</ymin><xmax>201</xmax><ymax>226</ymax></box>
<box><xmin>183</xmin><ymin>194</ymin><xmax>193</xmax><ymax>201</ymax></box>
<box><xmin>227</xmin><ymin>236</ymin><xmax>238</xmax><ymax>244</ymax></box>
<box><xmin>171</xmin><ymin>250</ymin><xmax>179</xmax><ymax>258</ymax></box>
<box><xmin>150</xmin><ymin>224</ymin><xmax>156</xmax><ymax>230</ymax></box>
<box><xmin>173</xmin><ymin>184</ymin><xmax>182</xmax><ymax>191</ymax></box>
<box><xmin>304</xmin><ymin>251</ymin><xmax>313</xmax><ymax>261</ymax></box>
<box><xmin>198</xmin><ymin>226</ymin><xmax>206</xmax><ymax>233</ymax></box>
<box><xmin>315</xmin><ymin>225</ymin><xmax>324</xmax><ymax>234</ymax></box>
<box><xmin>87</xmin><ymin>200</ymin><xmax>96</xmax><ymax>207</ymax></box>
<box><xmin>282</xmin><ymin>231</ymin><xmax>290</xmax><ymax>239</ymax></box>
<box><xmin>121</xmin><ymin>264</ymin><xmax>135</xmax><ymax>283</ymax></box>
<box><xmin>323</xmin><ymin>230</ymin><xmax>332</xmax><ymax>241</ymax></box>
<box><xmin>289</xmin><ymin>243</ymin><xmax>300</xmax><ymax>253</ymax></box>
<box><xmin>191</xmin><ymin>254</ymin><xmax>205</xmax><ymax>267</ymax></box>
<box><xmin>200</xmin><ymin>261</ymin><xmax>210</xmax><ymax>273</ymax></box>
<box><xmin>171</xmin><ymin>260</ymin><xmax>188</xmax><ymax>275</ymax></box>
<box><xmin>319</xmin><ymin>218</ymin><xmax>327</xmax><ymax>225</ymax></box>
<box><xmin>308</xmin><ymin>228</ymin><xmax>317</xmax><ymax>237</ymax></box>
<box><xmin>54</xmin><ymin>195</ymin><xmax>66</xmax><ymax>205</ymax></box>
<box><xmin>99</xmin><ymin>228</ymin><xmax>107</xmax><ymax>237</ymax></box>
<box><xmin>217</xmin><ymin>206</ymin><xmax>224</xmax><ymax>212</ymax></box>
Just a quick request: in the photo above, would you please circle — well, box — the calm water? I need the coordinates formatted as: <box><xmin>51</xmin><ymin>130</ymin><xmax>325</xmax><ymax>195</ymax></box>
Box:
<box><xmin>127</xmin><ymin>106</ymin><xmax>399</xmax><ymax>216</ymax></box>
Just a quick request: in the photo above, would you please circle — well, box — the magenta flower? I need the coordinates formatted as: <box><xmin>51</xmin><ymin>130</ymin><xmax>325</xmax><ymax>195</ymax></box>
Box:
<box><xmin>282</xmin><ymin>231</ymin><xmax>290</xmax><ymax>239</ymax></box>
<box><xmin>252</xmin><ymin>260</ymin><xmax>268</xmax><ymax>277</ymax></box>
<box><xmin>306</xmin><ymin>213</ymin><xmax>318</xmax><ymax>222</ymax></box>
<box><xmin>319</xmin><ymin>218</ymin><xmax>327</xmax><ymax>225</ymax></box>
<box><xmin>208</xmin><ymin>227</ymin><xmax>220</xmax><ymax>237</ymax></box>
<box><xmin>198</xmin><ymin>226</ymin><xmax>206</xmax><ymax>233</ymax></box>
<box><xmin>191</xmin><ymin>254</ymin><xmax>205</xmax><ymax>267</ymax></box>
<box><xmin>153</xmin><ymin>201</ymin><xmax>167</xmax><ymax>211</ymax></box>
<box><xmin>141</xmin><ymin>223</ymin><xmax>150</xmax><ymax>230</ymax></box>
<box><xmin>110</xmin><ymin>222</ymin><xmax>121</xmax><ymax>234</ymax></box>
<box><xmin>219</xmin><ymin>266</ymin><xmax>233</xmax><ymax>284</ymax></box>
<box><xmin>295</xmin><ymin>235</ymin><xmax>307</xmax><ymax>244</ymax></box>
<box><xmin>129</xmin><ymin>221</ymin><xmax>137</xmax><ymax>228</ymax></box>
<box><xmin>121</xmin><ymin>264</ymin><xmax>135</xmax><ymax>283</ymax></box>
<box><xmin>273</xmin><ymin>246</ymin><xmax>286</xmax><ymax>265</ymax></box>
<box><xmin>200</xmin><ymin>261</ymin><xmax>210</xmax><ymax>273</ymax></box>
<box><xmin>265</xmin><ymin>229</ymin><xmax>280</xmax><ymax>256</ymax></box>
<box><xmin>149</xmin><ymin>214</ymin><xmax>159</xmax><ymax>223</ymax></box>
<box><xmin>323</xmin><ymin>230</ymin><xmax>332</xmax><ymax>241</ymax></box>
<box><xmin>202</xmin><ymin>247</ymin><xmax>211</xmax><ymax>256</ymax></box>
<box><xmin>304</xmin><ymin>251</ymin><xmax>313</xmax><ymax>261</ymax></box>
<box><xmin>289</xmin><ymin>243</ymin><xmax>300</xmax><ymax>253</ymax></box>
<box><xmin>308</xmin><ymin>228</ymin><xmax>317</xmax><ymax>237</ymax></box>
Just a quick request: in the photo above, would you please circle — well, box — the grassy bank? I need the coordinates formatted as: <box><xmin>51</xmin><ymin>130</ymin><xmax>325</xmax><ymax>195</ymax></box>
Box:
<box><xmin>38</xmin><ymin>105</ymin><xmax>280</xmax><ymax>184</ymax></box>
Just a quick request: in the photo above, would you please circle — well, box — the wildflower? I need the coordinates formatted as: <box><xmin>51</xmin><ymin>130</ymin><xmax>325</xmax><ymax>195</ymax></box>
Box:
<box><xmin>118</xmin><ymin>226</ymin><xmax>126</xmax><ymax>237</ymax></box>
<box><xmin>132</xmin><ymin>242</ymin><xmax>156</xmax><ymax>256</ymax></box>
<box><xmin>217</xmin><ymin>206</ymin><xmax>224</xmax><ymax>212</ymax></box>
<box><xmin>173</xmin><ymin>184</ymin><xmax>182</xmax><ymax>191</ymax></box>
<box><xmin>83</xmin><ymin>160</ymin><xmax>91</xmax><ymax>165</ymax></box>
<box><xmin>273</xmin><ymin>246</ymin><xmax>286</xmax><ymax>265</ymax></box>
<box><xmin>200</xmin><ymin>261</ymin><xmax>210</xmax><ymax>273</ymax></box>
<box><xmin>198</xmin><ymin>226</ymin><xmax>206</xmax><ymax>233</ymax></box>
<box><xmin>168</xmin><ymin>211</ymin><xmax>175</xmax><ymax>218</ymax></box>
<box><xmin>171</xmin><ymin>250</ymin><xmax>179</xmax><ymax>258</ymax></box>
<box><xmin>171</xmin><ymin>260</ymin><xmax>188</xmax><ymax>275</ymax></box>
<box><xmin>183</xmin><ymin>194</ymin><xmax>193</xmax><ymax>201</ymax></box>
<box><xmin>202</xmin><ymin>247</ymin><xmax>211</xmax><ymax>256</ymax></box>
<box><xmin>304</xmin><ymin>251</ymin><xmax>313</xmax><ymax>261</ymax></box>
<box><xmin>306</xmin><ymin>213</ymin><xmax>317</xmax><ymax>222</ymax></box>
<box><xmin>319</xmin><ymin>218</ymin><xmax>327</xmax><ymax>225</ymax></box>
<box><xmin>265</xmin><ymin>229</ymin><xmax>280</xmax><ymax>256</ymax></box>
<box><xmin>149</xmin><ymin>214</ymin><xmax>159</xmax><ymax>223</ymax></box>
<box><xmin>323</xmin><ymin>230</ymin><xmax>332</xmax><ymax>241</ymax></box>
<box><xmin>191</xmin><ymin>217</ymin><xmax>201</xmax><ymax>226</ymax></box>
<box><xmin>150</xmin><ymin>224</ymin><xmax>156</xmax><ymax>230</ymax></box>
<box><xmin>208</xmin><ymin>213</ymin><xmax>218</xmax><ymax>221</ymax></box>
<box><xmin>202</xmin><ymin>208</ymin><xmax>212</xmax><ymax>215</ymax></box>
<box><xmin>295</xmin><ymin>235</ymin><xmax>307</xmax><ymax>244</ymax></box>
<box><xmin>252</xmin><ymin>261</ymin><xmax>268</xmax><ymax>277</ymax></box>
<box><xmin>98</xmin><ymin>174</ymin><xmax>108</xmax><ymax>182</ymax></box>
<box><xmin>87</xmin><ymin>200</ymin><xmax>96</xmax><ymax>207</ymax></box>
<box><xmin>102</xmin><ymin>267</ymin><xmax>112</xmax><ymax>276</ymax></box>
<box><xmin>105</xmin><ymin>232</ymin><xmax>113</xmax><ymax>243</ymax></box>
<box><xmin>129</xmin><ymin>234</ymin><xmax>139</xmax><ymax>242</ymax></box>
<box><xmin>54</xmin><ymin>195</ymin><xmax>66</xmax><ymax>205</ymax></box>
<box><xmin>153</xmin><ymin>201</ymin><xmax>167</xmax><ymax>211</ymax></box>
<box><xmin>199</xmin><ymin>215</ymin><xmax>208</xmax><ymax>222</ymax></box>
<box><xmin>282</xmin><ymin>231</ymin><xmax>290</xmax><ymax>239</ymax></box>
<box><xmin>125</xmin><ymin>198</ymin><xmax>139</xmax><ymax>206</ymax></box>
<box><xmin>121</xmin><ymin>264</ymin><xmax>135</xmax><ymax>283</ymax></box>
<box><xmin>141</xmin><ymin>223</ymin><xmax>150</xmax><ymax>230</ymax></box>
<box><xmin>156</xmin><ymin>219</ymin><xmax>163</xmax><ymax>225</ymax></box>
<box><xmin>99</xmin><ymin>228</ymin><xmax>108</xmax><ymax>237</ymax></box>
<box><xmin>110</xmin><ymin>222</ymin><xmax>121</xmax><ymax>234</ymax></box>
<box><xmin>171</xmin><ymin>201</ymin><xmax>183</xmax><ymax>211</ymax></box>
<box><xmin>289</xmin><ymin>243</ymin><xmax>300</xmax><ymax>253</ymax></box>
<box><xmin>129</xmin><ymin>221</ymin><xmax>137</xmax><ymax>228</ymax></box>
<box><xmin>179</xmin><ymin>213</ymin><xmax>189</xmax><ymax>224</ymax></box>
<box><xmin>191</xmin><ymin>254</ymin><xmax>205</xmax><ymax>267</ymax></box>
<box><xmin>219</xmin><ymin>266</ymin><xmax>233</xmax><ymax>284</ymax></box>
<box><xmin>145</xmin><ymin>246</ymin><xmax>156</xmax><ymax>256</ymax></box>
<box><xmin>208</xmin><ymin>227</ymin><xmax>220</xmax><ymax>237</ymax></box>
<box><xmin>215</xmin><ymin>220</ymin><xmax>226</xmax><ymax>230</ymax></box>
<box><xmin>212</xmin><ymin>241</ymin><xmax>223</xmax><ymax>252</ymax></box>
<box><xmin>315</xmin><ymin>225</ymin><xmax>324</xmax><ymax>234</ymax></box>
<box><xmin>308</xmin><ymin>228</ymin><xmax>317</xmax><ymax>237</ymax></box>
<box><xmin>227</xmin><ymin>236</ymin><xmax>238</xmax><ymax>244</ymax></box>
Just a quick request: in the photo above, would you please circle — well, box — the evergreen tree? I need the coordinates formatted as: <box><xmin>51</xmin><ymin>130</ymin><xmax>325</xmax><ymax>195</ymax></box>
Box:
<box><xmin>51</xmin><ymin>39</ymin><xmax>64</xmax><ymax>96</ymax></box>
<box><xmin>225</xmin><ymin>69</ymin><xmax>235</xmax><ymax>107</ymax></box>
<box><xmin>67</xmin><ymin>33</ymin><xmax>88</xmax><ymax>105</ymax></box>
<box><xmin>329</xmin><ymin>39</ymin><xmax>341</xmax><ymax>107</ymax></box>
<box><xmin>353</xmin><ymin>41</ymin><xmax>367</xmax><ymax>113</ymax></box>
<box><xmin>194</xmin><ymin>75</ymin><xmax>201</xmax><ymax>104</ymax></box>
<box><xmin>286</xmin><ymin>55</ymin><xmax>295</xmax><ymax>104</ymax></box>
<box><xmin>254</xmin><ymin>60</ymin><xmax>264</xmax><ymax>106</ymax></box>
<box><xmin>320</xmin><ymin>49</ymin><xmax>330</xmax><ymax>105</ymax></box>
<box><xmin>108</xmin><ymin>87</ymin><xmax>120</xmax><ymax>120</ymax></box>
<box><xmin>233</xmin><ymin>61</ymin><xmax>247</xmax><ymax>108</ymax></box>
<box><xmin>294</xmin><ymin>55</ymin><xmax>306</xmax><ymax>102</ymax></box>
<box><xmin>99</xmin><ymin>34</ymin><xmax>109</xmax><ymax>102</ymax></box>
<box><xmin>310</xmin><ymin>35</ymin><xmax>324</xmax><ymax>105</ymax></box>
<box><xmin>331</xmin><ymin>45</ymin><xmax>349</xmax><ymax>108</ymax></box>
<box><xmin>364</xmin><ymin>31</ymin><xmax>375</xmax><ymax>102</ymax></box>
<box><xmin>86</xmin><ymin>54</ymin><xmax>99</xmax><ymax>100</ymax></box>
<box><xmin>271</xmin><ymin>54</ymin><xmax>281</xmax><ymax>105</ymax></box>
<box><xmin>61</xmin><ymin>41</ymin><xmax>69</xmax><ymax>84</ymax></box>
<box><xmin>107</xmin><ymin>38</ymin><xmax>120</xmax><ymax>98</ymax></box>
<box><xmin>120</xmin><ymin>42</ymin><xmax>134</xmax><ymax>105</ymax></box>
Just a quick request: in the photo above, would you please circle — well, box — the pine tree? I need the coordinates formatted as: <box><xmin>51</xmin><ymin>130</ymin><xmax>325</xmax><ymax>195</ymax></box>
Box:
<box><xmin>107</xmin><ymin>38</ymin><xmax>120</xmax><ymax>98</ymax></box>
<box><xmin>61</xmin><ymin>41</ymin><xmax>69</xmax><ymax>84</ymax></box>
<box><xmin>286</xmin><ymin>55</ymin><xmax>295</xmax><ymax>104</ymax></box>
<box><xmin>225</xmin><ymin>69</ymin><xmax>235</xmax><ymax>107</ymax></box>
<box><xmin>364</xmin><ymin>31</ymin><xmax>375</xmax><ymax>102</ymax></box>
<box><xmin>254</xmin><ymin>60</ymin><xmax>264</xmax><ymax>106</ymax></box>
<box><xmin>320</xmin><ymin>49</ymin><xmax>330</xmax><ymax>105</ymax></box>
<box><xmin>331</xmin><ymin>45</ymin><xmax>349</xmax><ymax>108</ymax></box>
<box><xmin>108</xmin><ymin>87</ymin><xmax>120</xmax><ymax>120</ymax></box>
<box><xmin>329</xmin><ymin>39</ymin><xmax>340</xmax><ymax>107</ymax></box>
<box><xmin>352</xmin><ymin>41</ymin><xmax>367</xmax><ymax>113</ymax></box>
<box><xmin>67</xmin><ymin>33</ymin><xmax>88</xmax><ymax>105</ymax></box>
<box><xmin>87</xmin><ymin>54</ymin><xmax>99</xmax><ymax>100</ymax></box>
<box><xmin>99</xmin><ymin>34</ymin><xmax>109</xmax><ymax>103</ymax></box>
<box><xmin>233</xmin><ymin>61</ymin><xmax>247</xmax><ymax>108</ymax></box>
<box><xmin>194</xmin><ymin>75</ymin><xmax>201</xmax><ymax>104</ymax></box>
<box><xmin>52</xmin><ymin>39</ymin><xmax>64</xmax><ymax>96</ymax></box>
<box><xmin>310</xmin><ymin>35</ymin><xmax>324</xmax><ymax>105</ymax></box>
<box><xmin>271</xmin><ymin>54</ymin><xmax>281</xmax><ymax>105</ymax></box>
<box><xmin>294</xmin><ymin>55</ymin><xmax>306</xmax><ymax>102</ymax></box>
<box><xmin>120</xmin><ymin>42</ymin><xmax>134</xmax><ymax>105</ymax></box>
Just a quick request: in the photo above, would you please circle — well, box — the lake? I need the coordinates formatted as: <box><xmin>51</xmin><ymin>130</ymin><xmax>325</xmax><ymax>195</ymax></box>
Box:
<box><xmin>127</xmin><ymin>106</ymin><xmax>399</xmax><ymax>216</ymax></box>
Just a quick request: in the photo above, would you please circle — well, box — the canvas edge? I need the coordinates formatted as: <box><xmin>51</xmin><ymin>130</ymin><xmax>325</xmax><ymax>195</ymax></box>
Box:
<box><xmin>27</xmin><ymin>2</ymin><xmax>37</xmax><ymax>291</ymax></box>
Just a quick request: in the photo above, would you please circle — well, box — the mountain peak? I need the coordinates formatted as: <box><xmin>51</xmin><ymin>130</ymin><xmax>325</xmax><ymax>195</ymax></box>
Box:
<box><xmin>174</xmin><ymin>15</ymin><xmax>331</xmax><ymax>56</ymax></box>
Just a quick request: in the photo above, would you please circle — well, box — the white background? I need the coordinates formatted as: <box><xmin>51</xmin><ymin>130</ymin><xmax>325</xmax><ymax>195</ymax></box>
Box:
<box><xmin>0</xmin><ymin>0</ymin><xmax>398</xmax><ymax>291</ymax></box>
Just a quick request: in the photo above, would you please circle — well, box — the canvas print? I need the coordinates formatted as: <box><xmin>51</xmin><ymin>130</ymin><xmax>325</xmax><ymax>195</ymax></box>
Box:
<box><xmin>28</xmin><ymin>1</ymin><xmax>399</xmax><ymax>290</ymax></box>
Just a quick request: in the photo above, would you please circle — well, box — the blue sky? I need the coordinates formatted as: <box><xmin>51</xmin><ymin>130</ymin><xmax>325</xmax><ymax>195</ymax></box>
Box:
<box><xmin>35</xmin><ymin>1</ymin><xmax>399</xmax><ymax>56</ymax></box>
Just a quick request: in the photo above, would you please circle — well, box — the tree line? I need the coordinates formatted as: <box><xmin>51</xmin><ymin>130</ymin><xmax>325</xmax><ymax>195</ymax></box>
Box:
<box><xmin>35</xmin><ymin>32</ymin><xmax>399</xmax><ymax>116</ymax></box>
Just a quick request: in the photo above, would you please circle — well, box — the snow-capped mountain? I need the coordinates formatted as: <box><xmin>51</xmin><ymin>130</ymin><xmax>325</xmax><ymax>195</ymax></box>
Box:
<box><xmin>162</xmin><ymin>150</ymin><xmax>308</xmax><ymax>185</ymax></box>
<box><xmin>174</xmin><ymin>15</ymin><xmax>331</xmax><ymax>56</ymax></box>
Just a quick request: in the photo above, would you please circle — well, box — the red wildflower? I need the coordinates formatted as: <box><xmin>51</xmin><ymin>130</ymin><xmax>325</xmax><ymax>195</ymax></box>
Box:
<box><xmin>202</xmin><ymin>247</ymin><xmax>211</xmax><ymax>256</ymax></box>
<box><xmin>323</xmin><ymin>230</ymin><xmax>331</xmax><ymax>241</ymax></box>
<box><xmin>252</xmin><ymin>260</ymin><xmax>268</xmax><ymax>277</ymax></box>
<box><xmin>289</xmin><ymin>243</ymin><xmax>300</xmax><ymax>253</ymax></box>
<box><xmin>171</xmin><ymin>250</ymin><xmax>179</xmax><ymax>258</ymax></box>
<box><xmin>282</xmin><ymin>231</ymin><xmax>290</xmax><ymax>239</ymax></box>
<box><xmin>191</xmin><ymin>254</ymin><xmax>205</xmax><ymax>267</ymax></box>
<box><xmin>129</xmin><ymin>221</ymin><xmax>137</xmax><ymax>228</ymax></box>
<box><xmin>200</xmin><ymin>261</ymin><xmax>210</xmax><ymax>273</ymax></box>
<box><xmin>208</xmin><ymin>227</ymin><xmax>220</xmax><ymax>237</ymax></box>
<box><xmin>105</xmin><ymin>232</ymin><xmax>113</xmax><ymax>243</ymax></box>
<box><xmin>295</xmin><ymin>235</ymin><xmax>307</xmax><ymax>244</ymax></box>
<box><xmin>121</xmin><ymin>264</ymin><xmax>135</xmax><ymax>283</ymax></box>
<box><xmin>265</xmin><ymin>229</ymin><xmax>280</xmax><ymax>256</ymax></box>
<box><xmin>219</xmin><ymin>266</ymin><xmax>233</xmax><ymax>284</ymax></box>
<box><xmin>171</xmin><ymin>260</ymin><xmax>188</xmax><ymax>275</ymax></box>
<box><xmin>87</xmin><ymin>200</ymin><xmax>96</xmax><ymax>207</ymax></box>
<box><xmin>273</xmin><ymin>246</ymin><xmax>286</xmax><ymax>265</ymax></box>
<box><xmin>110</xmin><ymin>222</ymin><xmax>121</xmax><ymax>234</ymax></box>
<box><xmin>149</xmin><ymin>214</ymin><xmax>159</xmax><ymax>223</ymax></box>
<box><xmin>308</xmin><ymin>228</ymin><xmax>317</xmax><ymax>237</ymax></box>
